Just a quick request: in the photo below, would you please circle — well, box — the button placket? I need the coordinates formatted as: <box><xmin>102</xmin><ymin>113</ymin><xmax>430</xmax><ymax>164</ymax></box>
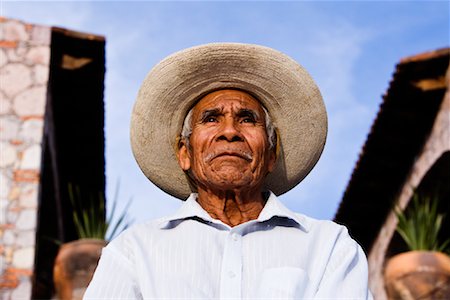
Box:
<box><xmin>219</xmin><ymin>230</ymin><xmax>242</xmax><ymax>299</ymax></box>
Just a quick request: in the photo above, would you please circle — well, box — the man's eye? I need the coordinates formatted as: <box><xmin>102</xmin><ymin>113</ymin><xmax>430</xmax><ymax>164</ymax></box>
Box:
<box><xmin>242</xmin><ymin>117</ymin><xmax>256</xmax><ymax>123</ymax></box>
<box><xmin>205</xmin><ymin>117</ymin><xmax>217</xmax><ymax>123</ymax></box>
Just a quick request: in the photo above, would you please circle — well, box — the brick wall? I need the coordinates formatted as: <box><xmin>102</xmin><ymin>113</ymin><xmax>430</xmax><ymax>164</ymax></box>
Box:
<box><xmin>0</xmin><ymin>17</ymin><xmax>51</xmax><ymax>299</ymax></box>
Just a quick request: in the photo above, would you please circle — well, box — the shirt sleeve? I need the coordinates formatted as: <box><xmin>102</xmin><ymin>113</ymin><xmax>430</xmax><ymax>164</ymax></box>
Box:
<box><xmin>83</xmin><ymin>243</ymin><xmax>142</xmax><ymax>299</ymax></box>
<box><xmin>314</xmin><ymin>227</ymin><xmax>374</xmax><ymax>300</ymax></box>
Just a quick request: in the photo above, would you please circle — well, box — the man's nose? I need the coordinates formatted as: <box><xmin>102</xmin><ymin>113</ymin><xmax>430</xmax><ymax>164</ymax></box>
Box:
<box><xmin>217</xmin><ymin>118</ymin><xmax>244</xmax><ymax>142</ymax></box>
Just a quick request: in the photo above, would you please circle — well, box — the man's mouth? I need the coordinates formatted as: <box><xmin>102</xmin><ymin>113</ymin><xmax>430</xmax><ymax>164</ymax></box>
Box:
<box><xmin>206</xmin><ymin>150</ymin><xmax>253</xmax><ymax>162</ymax></box>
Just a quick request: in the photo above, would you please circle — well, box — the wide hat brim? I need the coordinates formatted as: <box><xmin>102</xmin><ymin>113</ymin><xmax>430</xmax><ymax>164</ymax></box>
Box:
<box><xmin>131</xmin><ymin>43</ymin><xmax>327</xmax><ymax>200</ymax></box>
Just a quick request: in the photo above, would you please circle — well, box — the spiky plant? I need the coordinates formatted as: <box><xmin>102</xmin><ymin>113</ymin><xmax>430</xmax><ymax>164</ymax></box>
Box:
<box><xmin>395</xmin><ymin>193</ymin><xmax>449</xmax><ymax>253</ymax></box>
<box><xmin>68</xmin><ymin>182</ymin><xmax>133</xmax><ymax>241</ymax></box>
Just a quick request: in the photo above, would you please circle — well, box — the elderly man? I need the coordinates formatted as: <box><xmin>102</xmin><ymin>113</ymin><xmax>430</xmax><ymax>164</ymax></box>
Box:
<box><xmin>85</xmin><ymin>43</ymin><xmax>372</xmax><ymax>299</ymax></box>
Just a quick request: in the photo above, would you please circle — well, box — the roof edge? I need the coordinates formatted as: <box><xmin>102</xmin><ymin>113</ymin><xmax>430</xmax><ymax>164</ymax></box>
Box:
<box><xmin>52</xmin><ymin>26</ymin><xmax>105</xmax><ymax>42</ymax></box>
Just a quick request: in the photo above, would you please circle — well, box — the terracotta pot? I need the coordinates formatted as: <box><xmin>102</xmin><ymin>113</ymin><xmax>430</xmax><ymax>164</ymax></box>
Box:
<box><xmin>53</xmin><ymin>238</ymin><xmax>107</xmax><ymax>300</ymax></box>
<box><xmin>384</xmin><ymin>251</ymin><xmax>450</xmax><ymax>300</ymax></box>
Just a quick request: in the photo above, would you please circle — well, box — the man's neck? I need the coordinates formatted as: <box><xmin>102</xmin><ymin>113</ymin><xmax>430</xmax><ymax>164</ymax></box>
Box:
<box><xmin>196</xmin><ymin>188</ymin><xmax>266</xmax><ymax>227</ymax></box>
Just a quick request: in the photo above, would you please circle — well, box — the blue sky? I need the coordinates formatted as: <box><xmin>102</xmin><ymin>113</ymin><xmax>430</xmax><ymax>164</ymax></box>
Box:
<box><xmin>3</xmin><ymin>1</ymin><xmax>449</xmax><ymax>225</ymax></box>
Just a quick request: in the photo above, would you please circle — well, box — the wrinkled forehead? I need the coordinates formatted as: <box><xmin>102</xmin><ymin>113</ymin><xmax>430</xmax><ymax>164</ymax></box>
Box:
<box><xmin>192</xmin><ymin>89</ymin><xmax>265</xmax><ymax>117</ymax></box>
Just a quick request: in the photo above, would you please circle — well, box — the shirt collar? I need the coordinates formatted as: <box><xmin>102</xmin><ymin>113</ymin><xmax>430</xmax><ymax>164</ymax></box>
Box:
<box><xmin>158</xmin><ymin>194</ymin><xmax>216</xmax><ymax>228</ymax></box>
<box><xmin>257</xmin><ymin>191</ymin><xmax>309</xmax><ymax>231</ymax></box>
<box><xmin>158</xmin><ymin>191</ymin><xmax>310</xmax><ymax>232</ymax></box>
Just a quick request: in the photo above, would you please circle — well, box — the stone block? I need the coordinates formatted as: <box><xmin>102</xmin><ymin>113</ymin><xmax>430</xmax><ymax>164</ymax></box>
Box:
<box><xmin>4</xmin><ymin>246</ymin><xmax>13</xmax><ymax>264</ymax></box>
<box><xmin>8</xmin><ymin>185</ymin><xmax>20</xmax><ymax>201</ymax></box>
<box><xmin>16</xmin><ymin>230</ymin><xmax>35</xmax><ymax>247</ymax></box>
<box><xmin>7</xmin><ymin>210</ymin><xmax>18</xmax><ymax>223</ymax></box>
<box><xmin>0</xmin><ymin>116</ymin><xmax>20</xmax><ymax>141</ymax></box>
<box><xmin>0</xmin><ymin>48</ymin><xmax>7</xmax><ymax>68</ymax></box>
<box><xmin>19</xmin><ymin>184</ymin><xmax>37</xmax><ymax>208</ymax></box>
<box><xmin>0</xmin><ymin>92</ymin><xmax>12</xmax><ymax>115</ymax></box>
<box><xmin>7</xmin><ymin>198</ymin><xmax>19</xmax><ymax>211</ymax></box>
<box><xmin>20</xmin><ymin>145</ymin><xmax>41</xmax><ymax>170</ymax></box>
<box><xmin>6</xmin><ymin>46</ymin><xmax>27</xmax><ymax>63</ymax></box>
<box><xmin>30</xmin><ymin>25</ymin><xmax>51</xmax><ymax>46</ymax></box>
<box><xmin>0</xmin><ymin>290</ymin><xmax>12</xmax><ymax>300</ymax></box>
<box><xmin>13</xmin><ymin>86</ymin><xmax>46</xmax><ymax>118</ymax></box>
<box><xmin>33</xmin><ymin>64</ymin><xmax>49</xmax><ymax>85</ymax></box>
<box><xmin>19</xmin><ymin>119</ymin><xmax>44</xmax><ymax>143</ymax></box>
<box><xmin>10</xmin><ymin>278</ymin><xmax>31</xmax><ymax>299</ymax></box>
<box><xmin>25</xmin><ymin>46</ymin><xmax>50</xmax><ymax>65</ymax></box>
<box><xmin>0</xmin><ymin>199</ymin><xmax>8</xmax><ymax>225</ymax></box>
<box><xmin>12</xmin><ymin>247</ymin><xmax>34</xmax><ymax>269</ymax></box>
<box><xmin>3</xmin><ymin>21</ymin><xmax>29</xmax><ymax>42</ymax></box>
<box><xmin>2</xmin><ymin>229</ymin><xmax>15</xmax><ymax>245</ymax></box>
<box><xmin>0</xmin><ymin>63</ymin><xmax>32</xmax><ymax>98</ymax></box>
<box><xmin>0</xmin><ymin>142</ymin><xmax>17</xmax><ymax>167</ymax></box>
<box><xmin>15</xmin><ymin>209</ymin><xmax>36</xmax><ymax>230</ymax></box>
<box><xmin>0</xmin><ymin>172</ymin><xmax>8</xmax><ymax>198</ymax></box>
<box><xmin>0</xmin><ymin>253</ymin><xmax>5</xmax><ymax>273</ymax></box>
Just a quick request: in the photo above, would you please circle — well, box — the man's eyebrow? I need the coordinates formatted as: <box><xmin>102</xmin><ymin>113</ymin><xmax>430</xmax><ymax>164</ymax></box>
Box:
<box><xmin>237</xmin><ymin>108</ymin><xmax>260</xmax><ymax>119</ymax></box>
<box><xmin>199</xmin><ymin>108</ymin><xmax>221</xmax><ymax>120</ymax></box>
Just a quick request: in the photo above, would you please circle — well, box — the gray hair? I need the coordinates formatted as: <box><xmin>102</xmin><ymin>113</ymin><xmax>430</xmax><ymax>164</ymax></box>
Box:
<box><xmin>180</xmin><ymin>106</ymin><xmax>277</xmax><ymax>150</ymax></box>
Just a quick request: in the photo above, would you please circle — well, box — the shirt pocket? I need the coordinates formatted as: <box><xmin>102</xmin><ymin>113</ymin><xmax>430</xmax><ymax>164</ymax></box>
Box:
<box><xmin>255</xmin><ymin>267</ymin><xmax>310</xmax><ymax>299</ymax></box>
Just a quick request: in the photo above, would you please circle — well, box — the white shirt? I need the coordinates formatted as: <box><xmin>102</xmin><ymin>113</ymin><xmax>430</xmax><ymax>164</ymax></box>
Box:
<box><xmin>85</xmin><ymin>192</ymin><xmax>373</xmax><ymax>299</ymax></box>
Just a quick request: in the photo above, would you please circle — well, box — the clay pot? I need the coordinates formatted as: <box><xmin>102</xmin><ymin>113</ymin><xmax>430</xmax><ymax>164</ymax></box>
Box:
<box><xmin>384</xmin><ymin>251</ymin><xmax>450</xmax><ymax>300</ymax></box>
<box><xmin>53</xmin><ymin>239</ymin><xmax>107</xmax><ymax>300</ymax></box>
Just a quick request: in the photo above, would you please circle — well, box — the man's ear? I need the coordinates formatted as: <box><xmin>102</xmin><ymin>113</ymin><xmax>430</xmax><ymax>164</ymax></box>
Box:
<box><xmin>267</xmin><ymin>149</ymin><xmax>276</xmax><ymax>173</ymax></box>
<box><xmin>267</xmin><ymin>128</ymin><xmax>280</xmax><ymax>173</ymax></box>
<box><xmin>177</xmin><ymin>139</ymin><xmax>191</xmax><ymax>171</ymax></box>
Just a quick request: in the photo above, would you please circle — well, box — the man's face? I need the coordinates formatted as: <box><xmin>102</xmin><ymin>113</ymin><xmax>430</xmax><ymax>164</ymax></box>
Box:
<box><xmin>177</xmin><ymin>89</ymin><xmax>276</xmax><ymax>192</ymax></box>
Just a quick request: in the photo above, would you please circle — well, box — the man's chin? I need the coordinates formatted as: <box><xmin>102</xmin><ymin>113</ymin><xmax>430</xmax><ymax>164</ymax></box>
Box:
<box><xmin>206</xmin><ymin>172</ymin><xmax>254</xmax><ymax>190</ymax></box>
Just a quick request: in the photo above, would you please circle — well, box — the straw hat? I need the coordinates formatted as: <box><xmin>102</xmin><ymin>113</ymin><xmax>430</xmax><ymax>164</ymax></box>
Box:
<box><xmin>131</xmin><ymin>43</ymin><xmax>327</xmax><ymax>200</ymax></box>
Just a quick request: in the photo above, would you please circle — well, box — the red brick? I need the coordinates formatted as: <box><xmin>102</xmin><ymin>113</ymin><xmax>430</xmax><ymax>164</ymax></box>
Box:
<box><xmin>0</xmin><ymin>41</ymin><xmax>17</xmax><ymax>48</ymax></box>
<box><xmin>13</xmin><ymin>170</ymin><xmax>40</xmax><ymax>182</ymax></box>
<box><xmin>21</xmin><ymin>115</ymin><xmax>44</xmax><ymax>121</ymax></box>
<box><xmin>9</xmin><ymin>206</ymin><xmax>21</xmax><ymax>212</ymax></box>
<box><xmin>0</xmin><ymin>268</ymin><xmax>20</xmax><ymax>289</ymax></box>
<box><xmin>7</xmin><ymin>268</ymin><xmax>33</xmax><ymax>277</ymax></box>
<box><xmin>10</xmin><ymin>139</ymin><xmax>24</xmax><ymax>146</ymax></box>
<box><xmin>0</xmin><ymin>224</ymin><xmax>14</xmax><ymax>229</ymax></box>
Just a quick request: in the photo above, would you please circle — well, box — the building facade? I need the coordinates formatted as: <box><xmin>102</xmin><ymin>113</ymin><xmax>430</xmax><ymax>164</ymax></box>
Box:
<box><xmin>335</xmin><ymin>48</ymin><xmax>450</xmax><ymax>299</ymax></box>
<box><xmin>0</xmin><ymin>18</ymin><xmax>106</xmax><ymax>299</ymax></box>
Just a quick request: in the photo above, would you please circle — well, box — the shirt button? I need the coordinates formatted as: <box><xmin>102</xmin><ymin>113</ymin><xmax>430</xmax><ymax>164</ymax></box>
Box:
<box><xmin>228</xmin><ymin>271</ymin><xmax>236</xmax><ymax>278</ymax></box>
<box><xmin>231</xmin><ymin>233</ymin><xmax>239</xmax><ymax>241</ymax></box>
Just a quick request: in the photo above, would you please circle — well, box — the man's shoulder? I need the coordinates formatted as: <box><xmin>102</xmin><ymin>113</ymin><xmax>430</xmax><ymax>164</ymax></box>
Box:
<box><xmin>292</xmin><ymin>212</ymin><xmax>356</xmax><ymax>244</ymax></box>
<box><xmin>116</xmin><ymin>217</ymin><xmax>166</xmax><ymax>237</ymax></box>
<box><xmin>107</xmin><ymin>218</ymin><xmax>164</xmax><ymax>248</ymax></box>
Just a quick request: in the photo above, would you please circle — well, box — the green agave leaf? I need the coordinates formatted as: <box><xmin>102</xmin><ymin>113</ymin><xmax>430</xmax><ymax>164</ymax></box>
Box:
<box><xmin>395</xmin><ymin>192</ymin><xmax>447</xmax><ymax>252</ymax></box>
<box><xmin>68</xmin><ymin>181</ymin><xmax>133</xmax><ymax>241</ymax></box>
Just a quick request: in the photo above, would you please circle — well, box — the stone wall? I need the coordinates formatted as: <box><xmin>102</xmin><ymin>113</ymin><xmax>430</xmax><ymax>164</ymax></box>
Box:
<box><xmin>368</xmin><ymin>66</ymin><xmax>450</xmax><ymax>299</ymax></box>
<box><xmin>0</xmin><ymin>17</ymin><xmax>51</xmax><ymax>299</ymax></box>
